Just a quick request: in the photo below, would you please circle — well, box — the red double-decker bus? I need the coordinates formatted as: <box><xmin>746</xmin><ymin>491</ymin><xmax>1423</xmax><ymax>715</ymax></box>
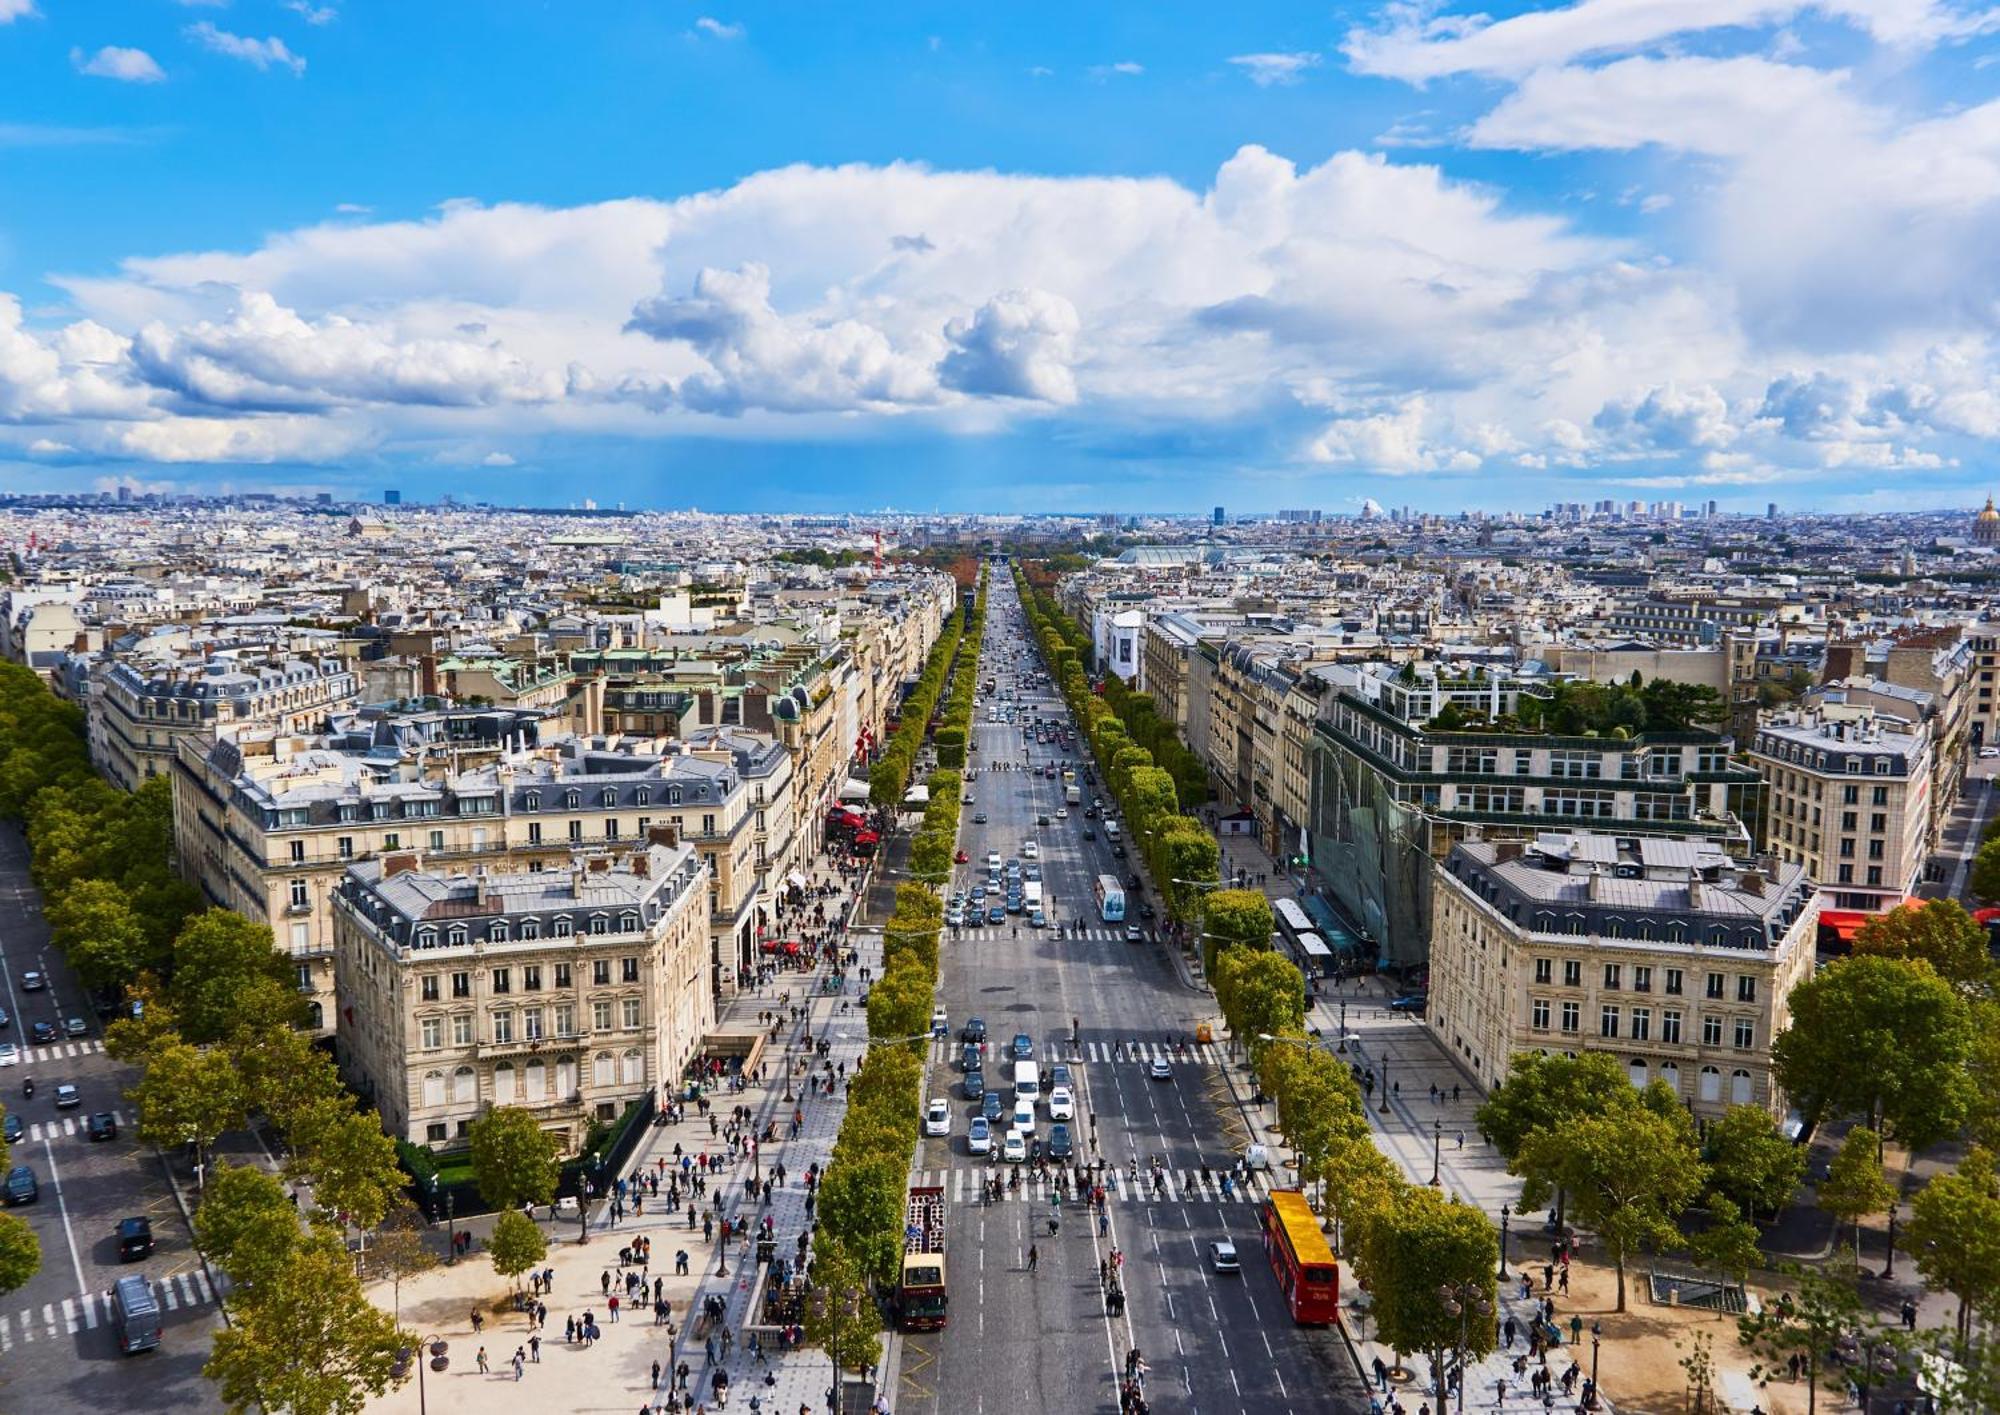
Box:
<box><xmin>1260</xmin><ymin>1189</ymin><xmax>1340</xmax><ymax>1325</ymax></box>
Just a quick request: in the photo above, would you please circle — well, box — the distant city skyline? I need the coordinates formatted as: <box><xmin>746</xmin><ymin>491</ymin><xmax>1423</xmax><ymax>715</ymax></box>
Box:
<box><xmin>3</xmin><ymin>2</ymin><xmax>1999</xmax><ymax>512</ymax></box>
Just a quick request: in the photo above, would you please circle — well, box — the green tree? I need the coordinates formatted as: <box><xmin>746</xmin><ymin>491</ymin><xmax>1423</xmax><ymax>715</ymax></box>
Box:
<box><xmin>170</xmin><ymin>909</ymin><xmax>304</xmax><ymax>1045</ymax></box>
<box><xmin>1517</xmin><ymin>1098</ymin><xmax>1705</xmax><ymax>1311</ymax></box>
<box><xmin>1201</xmin><ymin>888</ymin><xmax>1273</xmax><ymax>970</ymax></box>
<box><xmin>230</xmin><ymin>1023</ymin><xmax>344</xmax><ymax>1134</ymax></box>
<box><xmin>1817</xmin><ymin>1127</ymin><xmax>1896</xmax><ymax>1270</ymax></box>
<box><xmin>194</xmin><ymin>1162</ymin><xmax>302</xmax><ymax>1290</ymax></box>
<box><xmin>1901</xmin><ymin>1145</ymin><xmax>2000</xmax><ymax>1340</ymax></box>
<box><xmin>1319</xmin><ymin>1132</ymin><xmax>1407</xmax><ymax>1257</ymax></box>
<box><xmin>1737</xmin><ymin>1264</ymin><xmax>1867</xmax><ymax>1415</ymax></box>
<box><xmin>1683</xmin><ymin>1193</ymin><xmax>1763</xmax><ymax>1286</ymax></box>
<box><xmin>1772</xmin><ymin>954</ymin><xmax>1975</xmax><ymax>1151</ymax></box>
<box><xmin>1225</xmin><ymin>948</ymin><xmax>1307</xmax><ymax>1050</ymax></box>
<box><xmin>1357</xmin><ymin>1186</ymin><xmax>1498</xmax><ymax>1386</ymax></box>
<box><xmin>0</xmin><ymin>1212</ymin><xmax>38</xmax><ymax>1295</ymax></box>
<box><xmin>1702</xmin><ymin>1105</ymin><xmax>1806</xmax><ymax>1220</ymax></box>
<box><xmin>1478</xmin><ymin>1051</ymin><xmax>1635</xmax><ymax>1226</ymax></box>
<box><xmin>287</xmin><ymin>1098</ymin><xmax>404</xmax><ymax>1235</ymax></box>
<box><xmin>815</xmin><ymin>1158</ymin><xmax>907</xmax><ymax>1284</ymax></box>
<box><xmin>45</xmin><ymin>878</ymin><xmax>150</xmax><ymax>991</ymax></box>
<box><xmin>488</xmin><ymin>1209</ymin><xmax>548</xmax><ymax>1290</ymax></box>
<box><xmin>1968</xmin><ymin>1001</ymin><xmax>2000</xmax><ymax>1149</ymax></box>
<box><xmin>465</xmin><ymin>1106</ymin><xmax>561</xmax><ymax>1213</ymax></box>
<box><xmin>129</xmin><ymin>1038</ymin><xmax>247</xmax><ymax>1179</ymax></box>
<box><xmin>207</xmin><ymin>1227</ymin><xmax>410</xmax><ymax>1415</ymax></box>
<box><xmin>802</xmin><ymin>1238</ymin><xmax>884</xmax><ymax>1376</ymax></box>
<box><xmin>1851</xmin><ymin>899</ymin><xmax>1993</xmax><ymax>995</ymax></box>
<box><xmin>1972</xmin><ymin>839</ymin><xmax>2000</xmax><ymax>906</ymax></box>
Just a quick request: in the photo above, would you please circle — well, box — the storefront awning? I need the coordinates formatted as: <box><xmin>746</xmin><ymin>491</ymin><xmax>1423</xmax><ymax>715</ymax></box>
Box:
<box><xmin>903</xmin><ymin>784</ymin><xmax>930</xmax><ymax>805</ymax></box>
<box><xmin>1817</xmin><ymin>909</ymin><xmax>1875</xmax><ymax>942</ymax></box>
<box><xmin>785</xmin><ymin>869</ymin><xmax>807</xmax><ymax>890</ymax></box>
<box><xmin>839</xmin><ymin>778</ymin><xmax>872</xmax><ymax>802</ymax></box>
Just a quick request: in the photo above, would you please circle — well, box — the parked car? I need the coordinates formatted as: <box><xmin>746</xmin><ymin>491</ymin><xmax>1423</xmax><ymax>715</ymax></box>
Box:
<box><xmin>4</xmin><ymin>1165</ymin><xmax>36</xmax><ymax>1205</ymax></box>
<box><xmin>1388</xmin><ymin>994</ymin><xmax>1430</xmax><ymax>1015</ymax></box>
<box><xmin>30</xmin><ymin>1021</ymin><xmax>56</xmax><ymax>1044</ymax></box>
<box><xmin>1</xmin><ymin>1114</ymin><xmax>20</xmax><ymax>1143</ymax></box>
<box><xmin>86</xmin><ymin>1111</ymin><xmax>118</xmax><ymax>1142</ymax></box>
<box><xmin>116</xmin><ymin>1215</ymin><xmax>154</xmax><ymax>1261</ymax></box>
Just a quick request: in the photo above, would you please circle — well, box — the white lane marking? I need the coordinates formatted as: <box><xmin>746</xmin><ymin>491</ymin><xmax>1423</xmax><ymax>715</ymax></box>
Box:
<box><xmin>38</xmin><ymin>1134</ymin><xmax>86</xmax><ymax>1297</ymax></box>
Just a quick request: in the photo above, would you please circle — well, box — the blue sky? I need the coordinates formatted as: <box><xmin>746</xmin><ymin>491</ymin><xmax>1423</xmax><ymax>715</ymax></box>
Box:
<box><xmin>3</xmin><ymin>0</ymin><xmax>1999</xmax><ymax>513</ymax></box>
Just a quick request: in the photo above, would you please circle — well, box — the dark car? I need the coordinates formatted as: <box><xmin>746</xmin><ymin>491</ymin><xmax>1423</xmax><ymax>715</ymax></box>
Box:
<box><xmin>964</xmin><ymin>1069</ymin><xmax>985</xmax><ymax>1101</ymax></box>
<box><xmin>960</xmin><ymin>1042</ymin><xmax>983</xmax><ymax>1072</ymax></box>
<box><xmin>117</xmin><ymin>1216</ymin><xmax>154</xmax><ymax>1261</ymax></box>
<box><xmin>0</xmin><ymin>1006</ymin><xmax>9</xmax><ymax>1028</ymax></box>
<box><xmin>53</xmin><ymin>1084</ymin><xmax>80</xmax><ymax>1110</ymax></box>
<box><xmin>86</xmin><ymin>1111</ymin><xmax>117</xmax><ymax>1141</ymax></box>
<box><xmin>1047</xmin><ymin>1123</ymin><xmax>1073</xmax><ymax>1161</ymax></box>
<box><xmin>981</xmin><ymin>1091</ymin><xmax>1004</xmax><ymax>1123</ymax></box>
<box><xmin>973</xmin><ymin>812</ymin><xmax>988</xmax><ymax>825</ymax></box>
<box><xmin>1388</xmin><ymin>994</ymin><xmax>1429</xmax><ymax>1015</ymax></box>
<box><xmin>2</xmin><ymin>1114</ymin><xmax>20</xmax><ymax>1143</ymax></box>
<box><xmin>4</xmin><ymin>1165</ymin><xmax>36</xmax><ymax>1205</ymax></box>
<box><xmin>1112</xmin><ymin>844</ymin><xmax>1127</xmax><ymax>859</ymax></box>
<box><xmin>1011</xmin><ymin>1033</ymin><xmax>1034</xmax><ymax>1060</ymax></box>
<box><xmin>961</xmin><ymin>1017</ymin><xmax>987</xmax><ymax>1043</ymax></box>
<box><xmin>29</xmin><ymin>1021</ymin><xmax>56</xmax><ymax>1044</ymax></box>
<box><xmin>1036</xmin><ymin>814</ymin><xmax>1050</xmax><ymax>826</ymax></box>
<box><xmin>63</xmin><ymin>1017</ymin><xmax>87</xmax><ymax>1039</ymax></box>
<box><xmin>986</xmin><ymin>906</ymin><xmax>1005</xmax><ymax>925</ymax></box>
<box><xmin>1082</xmin><ymin>827</ymin><xmax>1096</xmax><ymax>841</ymax></box>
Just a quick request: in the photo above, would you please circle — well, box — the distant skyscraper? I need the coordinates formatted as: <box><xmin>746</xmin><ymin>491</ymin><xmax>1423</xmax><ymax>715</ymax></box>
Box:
<box><xmin>316</xmin><ymin>492</ymin><xmax>333</xmax><ymax>505</ymax></box>
<box><xmin>384</xmin><ymin>489</ymin><xmax>402</xmax><ymax>506</ymax></box>
<box><xmin>1766</xmin><ymin>502</ymin><xmax>1778</xmax><ymax>519</ymax></box>
<box><xmin>1704</xmin><ymin>500</ymin><xmax>1718</xmax><ymax>517</ymax></box>
<box><xmin>115</xmin><ymin>485</ymin><xmax>131</xmax><ymax>503</ymax></box>
<box><xmin>1212</xmin><ymin>506</ymin><xmax>1225</xmax><ymax>526</ymax></box>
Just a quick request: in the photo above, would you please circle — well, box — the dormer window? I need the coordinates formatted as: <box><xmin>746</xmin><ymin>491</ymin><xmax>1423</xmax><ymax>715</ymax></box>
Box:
<box><xmin>447</xmin><ymin>925</ymin><xmax>468</xmax><ymax>946</ymax></box>
<box><xmin>601</xmin><ymin>789</ymin><xmax>617</xmax><ymax>809</ymax></box>
<box><xmin>553</xmin><ymin>917</ymin><xmax>573</xmax><ymax>938</ymax></box>
<box><xmin>520</xmin><ymin>919</ymin><xmax>541</xmax><ymax>940</ymax></box>
<box><xmin>667</xmin><ymin>786</ymin><xmax>683</xmax><ymax>806</ymax></box>
<box><xmin>565</xmin><ymin>789</ymin><xmax>581</xmax><ymax>809</ymax></box>
<box><xmin>490</xmin><ymin>920</ymin><xmax>509</xmax><ymax>942</ymax></box>
<box><xmin>636</xmin><ymin>788</ymin><xmax>650</xmax><ymax>807</ymax></box>
<box><xmin>416</xmin><ymin>927</ymin><xmax>438</xmax><ymax>948</ymax></box>
<box><xmin>524</xmin><ymin>791</ymin><xmax>541</xmax><ymax>810</ymax></box>
<box><xmin>619</xmin><ymin>912</ymin><xmax>639</xmax><ymax>933</ymax></box>
<box><xmin>589</xmin><ymin>914</ymin><xmax>609</xmax><ymax>936</ymax></box>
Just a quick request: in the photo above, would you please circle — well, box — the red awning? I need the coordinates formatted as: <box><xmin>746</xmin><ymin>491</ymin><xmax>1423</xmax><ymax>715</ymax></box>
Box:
<box><xmin>1817</xmin><ymin>909</ymin><xmax>1875</xmax><ymax>942</ymax></box>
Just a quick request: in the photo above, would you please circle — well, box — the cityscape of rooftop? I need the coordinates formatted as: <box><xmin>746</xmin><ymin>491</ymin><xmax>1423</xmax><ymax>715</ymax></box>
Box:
<box><xmin>9</xmin><ymin>4</ymin><xmax>2000</xmax><ymax>1415</ymax></box>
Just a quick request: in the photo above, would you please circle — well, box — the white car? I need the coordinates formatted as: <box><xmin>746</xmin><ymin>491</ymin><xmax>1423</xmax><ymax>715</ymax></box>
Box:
<box><xmin>967</xmin><ymin>1117</ymin><xmax>992</xmax><ymax>1155</ymax></box>
<box><xmin>985</xmin><ymin>851</ymin><xmax>1002</xmax><ymax>870</ymax></box>
<box><xmin>1011</xmin><ymin>1099</ymin><xmax>1036</xmax><ymax>1135</ymax></box>
<box><xmin>1022</xmin><ymin>841</ymin><xmax>1039</xmax><ymax>859</ymax></box>
<box><xmin>0</xmin><ymin>1043</ymin><xmax>16</xmax><ymax>1067</ymax></box>
<box><xmin>924</xmin><ymin>1098</ymin><xmax>952</xmax><ymax>1137</ymax></box>
<box><xmin>1047</xmin><ymin>1086</ymin><xmax>1075</xmax><ymax>1121</ymax></box>
<box><xmin>1000</xmin><ymin>1130</ymin><xmax>1029</xmax><ymax>1163</ymax></box>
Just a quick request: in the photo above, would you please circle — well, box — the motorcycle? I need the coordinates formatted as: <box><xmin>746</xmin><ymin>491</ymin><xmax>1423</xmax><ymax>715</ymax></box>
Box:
<box><xmin>21</xmin><ymin>1077</ymin><xmax>31</xmax><ymax>1099</ymax></box>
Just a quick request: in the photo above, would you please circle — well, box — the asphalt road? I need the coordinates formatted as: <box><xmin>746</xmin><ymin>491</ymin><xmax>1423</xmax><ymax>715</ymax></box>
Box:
<box><xmin>0</xmin><ymin>822</ymin><xmax>223</xmax><ymax>1407</ymax></box>
<box><xmin>895</xmin><ymin>570</ymin><xmax>1363</xmax><ymax>1415</ymax></box>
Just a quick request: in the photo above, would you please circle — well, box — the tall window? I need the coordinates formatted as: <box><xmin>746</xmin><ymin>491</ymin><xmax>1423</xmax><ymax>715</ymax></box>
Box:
<box><xmin>1531</xmin><ymin>999</ymin><xmax>1551</xmax><ymax>1031</ymax></box>
<box><xmin>1600</xmin><ymin>1006</ymin><xmax>1620</xmax><ymax>1039</ymax></box>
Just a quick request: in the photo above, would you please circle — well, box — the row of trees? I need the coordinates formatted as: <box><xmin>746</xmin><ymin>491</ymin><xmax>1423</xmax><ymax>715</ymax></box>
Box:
<box><xmin>869</xmin><ymin>599</ymin><xmax>966</xmax><ymax>810</ymax></box>
<box><xmin>812</xmin><ymin>567</ymin><xmax>988</xmax><ymax>1375</ymax></box>
<box><xmin>1011</xmin><ymin>566</ymin><xmax>1222</xmax><ymax>931</ymax></box>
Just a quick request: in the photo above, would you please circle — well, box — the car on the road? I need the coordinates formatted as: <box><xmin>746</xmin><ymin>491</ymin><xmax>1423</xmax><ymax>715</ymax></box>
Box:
<box><xmin>931</xmin><ymin>1007</ymin><xmax>949</xmax><ymax>1037</ymax></box>
<box><xmin>985</xmin><ymin>850</ymin><xmax>1002</xmax><ymax>868</ymax></box>
<box><xmin>1081</xmin><ymin>826</ymin><xmax>1095</xmax><ymax>840</ymax></box>
<box><xmin>1124</xmin><ymin>925</ymin><xmax>1146</xmax><ymax>944</ymax></box>
<box><xmin>30</xmin><ymin>1021</ymin><xmax>57</xmax><ymax>1044</ymax></box>
<box><xmin>20</xmin><ymin>972</ymin><xmax>43</xmax><ymax>992</ymax></box>
<box><xmin>1083</xmin><ymin>806</ymin><xmax>1098</xmax><ymax>820</ymax></box>
<box><xmin>960</xmin><ymin>1042</ymin><xmax>982</xmax><ymax>1072</ymax></box>
<box><xmin>1138</xmin><ymin>900</ymin><xmax>1156</xmax><ymax>921</ymax></box>
<box><xmin>1</xmin><ymin>1114</ymin><xmax>20</xmax><ymax>1143</ymax></box>
<box><xmin>116</xmin><ymin>1216</ymin><xmax>154</xmax><ymax>1261</ymax></box>
<box><xmin>1022</xmin><ymin>841</ymin><xmax>1039</xmax><ymax>859</ymax></box>
<box><xmin>0</xmin><ymin>1043</ymin><xmax>17</xmax><ymax>1068</ymax></box>
<box><xmin>924</xmin><ymin>1098</ymin><xmax>952</xmax><ymax>1137</ymax></box>
<box><xmin>962</xmin><ymin>792</ymin><xmax>975</xmax><ymax>804</ymax></box>
<box><xmin>973</xmin><ymin>812</ymin><xmax>988</xmax><ymax>824</ymax></box>
<box><xmin>53</xmin><ymin>1083</ymin><xmax>80</xmax><ymax>1109</ymax></box>
<box><xmin>1011</xmin><ymin>1098</ymin><xmax>1037</xmax><ymax>1134</ymax></box>
<box><xmin>982</xmin><ymin>1091</ymin><xmax>1004</xmax><ymax>1123</ymax></box>
<box><xmin>962</xmin><ymin>1016</ymin><xmax>987</xmax><ymax>1042</ymax></box>
<box><xmin>945</xmin><ymin>907</ymin><xmax>965</xmax><ymax>928</ymax></box>
<box><xmin>967</xmin><ymin>1117</ymin><xmax>992</xmax><ymax>1156</ymax></box>
<box><xmin>986</xmin><ymin>905</ymin><xmax>1005</xmax><ymax>925</ymax></box>
<box><xmin>1036</xmin><ymin>814</ymin><xmax>1050</xmax><ymax>826</ymax></box>
<box><xmin>1984</xmin><ymin>746</ymin><xmax>2000</xmax><ymax>759</ymax></box>
<box><xmin>86</xmin><ymin>1111</ymin><xmax>118</xmax><ymax>1141</ymax></box>
<box><xmin>1023</xmin><ymin>863</ymin><xmax>1041</xmax><ymax>881</ymax></box>
<box><xmin>1388</xmin><ymin>994</ymin><xmax>1430</xmax><ymax>1015</ymax></box>
<box><xmin>4</xmin><ymin>1165</ymin><xmax>36</xmax><ymax>1205</ymax></box>
<box><xmin>1030</xmin><ymin>909</ymin><xmax>1047</xmax><ymax>928</ymax></box>
<box><xmin>0</xmin><ymin>1006</ymin><xmax>9</xmax><ymax>1028</ymax></box>
<box><xmin>964</xmin><ymin>1070</ymin><xmax>985</xmax><ymax>1101</ymax></box>
<box><xmin>1010</xmin><ymin>1032</ymin><xmax>1034</xmax><ymax>1060</ymax></box>
<box><xmin>1004</xmin><ymin>894</ymin><xmax>1023</xmax><ymax>914</ymax></box>
<box><xmin>1047</xmin><ymin>1123</ymin><xmax>1073</xmax><ymax>1160</ymax></box>
<box><xmin>954</xmin><ymin>849</ymin><xmax>971</xmax><ymax>863</ymax></box>
<box><xmin>1147</xmin><ymin>1058</ymin><xmax>1173</xmax><ymax>1081</ymax></box>
<box><xmin>1047</xmin><ymin>1086</ymin><xmax>1075</xmax><ymax>1121</ymax></box>
<box><xmin>63</xmin><ymin>1017</ymin><xmax>87</xmax><ymax>1039</ymax></box>
<box><xmin>1000</xmin><ymin>1130</ymin><xmax>1028</xmax><ymax>1164</ymax></box>
<box><xmin>1112</xmin><ymin>844</ymin><xmax>1127</xmax><ymax>860</ymax></box>
<box><xmin>1050</xmin><ymin>1063</ymin><xmax>1073</xmax><ymax>1088</ymax></box>
<box><xmin>1055</xmin><ymin>808</ymin><xmax>1068</xmax><ymax>820</ymax></box>
<box><xmin>1210</xmin><ymin>1239</ymin><xmax>1241</xmax><ymax>1273</ymax></box>
<box><xmin>969</xmin><ymin>884</ymin><xmax>987</xmax><ymax>903</ymax></box>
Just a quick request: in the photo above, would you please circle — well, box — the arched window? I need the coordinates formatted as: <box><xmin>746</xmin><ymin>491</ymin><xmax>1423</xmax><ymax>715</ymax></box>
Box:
<box><xmin>306</xmin><ymin>1002</ymin><xmax>324</xmax><ymax>1030</ymax></box>
<box><xmin>621</xmin><ymin>1050</ymin><xmax>644</xmax><ymax>1085</ymax></box>
<box><xmin>452</xmin><ymin>1065</ymin><xmax>477</xmax><ymax>1104</ymax></box>
<box><xmin>1628</xmin><ymin>1058</ymin><xmax>1648</xmax><ymax>1088</ymax></box>
<box><xmin>636</xmin><ymin>788</ymin><xmax>650</xmax><ymax>807</ymax></box>
<box><xmin>422</xmin><ymin>1071</ymin><xmax>445</xmax><ymax>1107</ymax></box>
<box><xmin>1658</xmin><ymin>1062</ymin><xmax>1680</xmax><ymax>1096</ymax></box>
<box><xmin>1730</xmin><ymin>1069</ymin><xmax>1753</xmax><ymax>1104</ymax></box>
<box><xmin>553</xmin><ymin>916</ymin><xmax>573</xmax><ymax>938</ymax></box>
<box><xmin>594</xmin><ymin>1052</ymin><xmax>616</xmax><ymax>1087</ymax></box>
<box><xmin>524</xmin><ymin>1060</ymin><xmax>546</xmax><ymax>1102</ymax></box>
<box><xmin>1698</xmin><ymin>1065</ymin><xmax>1721</xmax><ymax>1103</ymax></box>
<box><xmin>494</xmin><ymin>1061</ymin><xmax>516</xmax><ymax>1105</ymax></box>
<box><xmin>556</xmin><ymin>1056</ymin><xmax>577</xmax><ymax>1097</ymax></box>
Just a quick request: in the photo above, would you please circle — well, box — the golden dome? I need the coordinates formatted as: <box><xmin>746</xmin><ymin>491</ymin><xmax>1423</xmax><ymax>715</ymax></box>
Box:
<box><xmin>1982</xmin><ymin>497</ymin><xmax>2000</xmax><ymax>522</ymax></box>
<box><xmin>1977</xmin><ymin>497</ymin><xmax>2000</xmax><ymax>544</ymax></box>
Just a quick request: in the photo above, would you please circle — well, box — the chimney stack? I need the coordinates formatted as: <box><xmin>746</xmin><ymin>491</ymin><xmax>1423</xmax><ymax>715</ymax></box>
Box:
<box><xmin>383</xmin><ymin>852</ymin><xmax>420</xmax><ymax>879</ymax></box>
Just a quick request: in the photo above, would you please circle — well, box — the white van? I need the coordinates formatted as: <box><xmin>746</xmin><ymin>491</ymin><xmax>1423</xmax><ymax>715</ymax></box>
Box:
<box><xmin>1012</xmin><ymin>1059</ymin><xmax>1041</xmax><ymax>1105</ymax></box>
<box><xmin>1023</xmin><ymin>881</ymin><xmax>1043</xmax><ymax>911</ymax></box>
<box><xmin>1104</xmin><ymin>821</ymin><xmax>1121</xmax><ymax>842</ymax></box>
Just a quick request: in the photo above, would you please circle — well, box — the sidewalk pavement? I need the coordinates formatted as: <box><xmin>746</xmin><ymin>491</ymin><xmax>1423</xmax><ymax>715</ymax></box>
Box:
<box><xmin>362</xmin><ymin>849</ymin><xmax>886</xmax><ymax>1415</ymax></box>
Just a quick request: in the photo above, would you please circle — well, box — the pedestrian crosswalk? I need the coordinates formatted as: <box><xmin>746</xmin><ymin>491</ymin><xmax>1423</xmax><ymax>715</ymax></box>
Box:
<box><xmin>910</xmin><ymin>1165</ymin><xmax>1274</xmax><ymax>1206</ymax></box>
<box><xmin>0</xmin><ymin>1270</ymin><xmax>227</xmax><ymax>1351</ymax></box>
<box><xmin>13</xmin><ymin>1108</ymin><xmax>128</xmax><ymax>1145</ymax></box>
<box><xmin>948</xmin><ymin>927</ymin><xmax>1136</xmax><ymax>944</ymax></box>
<box><xmin>930</xmin><ymin>1038</ymin><xmax>1222</xmax><ymax>1067</ymax></box>
<box><xmin>3</xmin><ymin>1039</ymin><xmax>105</xmax><ymax>1066</ymax></box>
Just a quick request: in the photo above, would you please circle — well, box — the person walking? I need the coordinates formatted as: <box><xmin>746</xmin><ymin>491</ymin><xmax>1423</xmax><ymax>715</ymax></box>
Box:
<box><xmin>1028</xmin><ymin>1243</ymin><xmax>1039</xmax><ymax>1272</ymax></box>
<box><xmin>477</xmin><ymin>1346</ymin><xmax>490</xmax><ymax>1374</ymax></box>
<box><xmin>512</xmin><ymin>1348</ymin><xmax>525</xmax><ymax>1381</ymax></box>
<box><xmin>530</xmin><ymin>1335</ymin><xmax>541</xmax><ymax>1362</ymax></box>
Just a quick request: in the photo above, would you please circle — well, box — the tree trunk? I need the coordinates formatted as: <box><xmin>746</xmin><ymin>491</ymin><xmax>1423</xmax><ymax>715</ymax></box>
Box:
<box><xmin>1614</xmin><ymin>1246</ymin><xmax>1627</xmax><ymax>1312</ymax></box>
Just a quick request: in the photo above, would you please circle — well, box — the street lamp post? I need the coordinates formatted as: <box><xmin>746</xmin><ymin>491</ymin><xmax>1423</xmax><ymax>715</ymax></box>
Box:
<box><xmin>577</xmin><ymin>1180</ymin><xmax>589</xmax><ymax>1245</ymax></box>
<box><xmin>1498</xmin><ymin>1205</ymin><xmax>1510</xmax><ymax>1280</ymax></box>
<box><xmin>1338</xmin><ymin>1000</ymin><xmax>1348</xmax><ymax>1053</ymax></box>
<box><xmin>1430</xmin><ymin>1118</ymin><xmax>1443</xmax><ymax>1187</ymax></box>
<box><xmin>1883</xmin><ymin>1207</ymin><xmax>1898</xmax><ymax>1280</ymax></box>
<box><xmin>1377</xmin><ymin>1053</ymin><xmax>1390</xmax><ymax>1116</ymax></box>
<box><xmin>1438</xmin><ymin>1281</ymin><xmax>1491</xmax><ymax>1415</ymax></box>
<box><xmin>1589</xmin><ymin>1322</ymin><xmax>1603</xmax><ymax>1410</ymax></box>
<box><xmin>391</xmin><ymin>1336</ymin><xmax>449</xmax><ymax>1415</ymax></box>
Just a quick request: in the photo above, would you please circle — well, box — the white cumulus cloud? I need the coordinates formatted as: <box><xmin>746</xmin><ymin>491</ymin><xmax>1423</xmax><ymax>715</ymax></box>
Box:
<box><xmin>71</xmin><ymin>46</ymin><xmax>166</xmax><ymax>83</ymax></box>
<box><xmin>185</xmin><ymin>22</ymin><xmax>306</xmax><ymax>75</ymax></box>
<box><xmin>939</xmin><ymin>290</ymin><xmax>1080</xmax><ymax>404</ymax></box>
<box><xmin>692</xmin><ymin>17</ymin><xmax>744</xmax><ymax>39</ymax></box>
<box><xmin>1228</xmin><ymin>52</ymin><xmax>1322</xmax><ymax>86</ymax></box>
